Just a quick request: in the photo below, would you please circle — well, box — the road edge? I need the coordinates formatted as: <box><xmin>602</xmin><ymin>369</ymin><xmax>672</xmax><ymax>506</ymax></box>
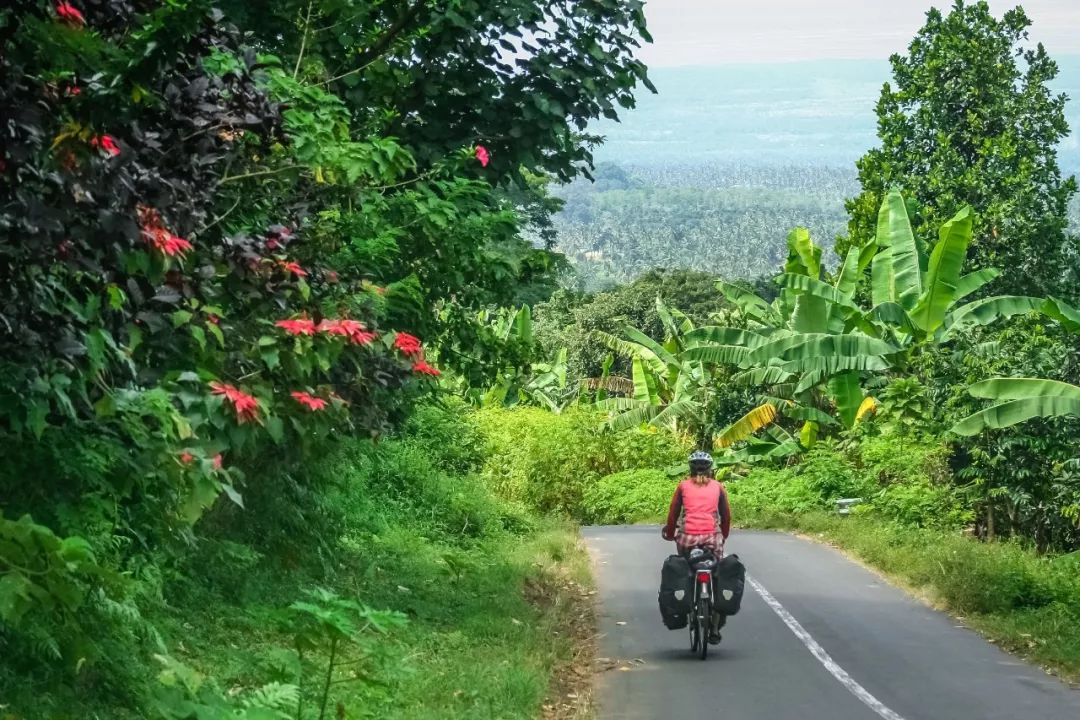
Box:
<box><xmin>773</xmin><ymin>525</ymin><xmax>1080</xmax><ymax>689</ymax></box>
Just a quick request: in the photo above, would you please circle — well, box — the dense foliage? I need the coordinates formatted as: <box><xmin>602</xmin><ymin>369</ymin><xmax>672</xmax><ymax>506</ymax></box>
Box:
<box><xmin>473</xmin><ymin>406</ymin><xmax>686</xmax><ymax>515</ymax></box>
<box><xmin>580</xmin><ymin>188</ymin><xmax>1080</xmax><ymax>550</ymax></box>
<box><xmin>0</xmin><ymin>0</ymin><xmax>654</xmax><ymax>716</ymax></box>
<box><xmin>533</xmin><ymin>268</ymin><xmax>736</xmax><ymax>381</ymax></box>
<box><xmin>841</xmin><ymin>0</ymin><xmax>1079</xmax><ymax>298</ymax></box>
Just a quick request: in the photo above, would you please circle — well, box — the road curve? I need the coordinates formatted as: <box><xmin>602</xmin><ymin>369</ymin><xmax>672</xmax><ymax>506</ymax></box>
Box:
<box><xmin>584</xmin><ymin>526</ymin><xmax>1080</xmax><ymax>720</ymax></box>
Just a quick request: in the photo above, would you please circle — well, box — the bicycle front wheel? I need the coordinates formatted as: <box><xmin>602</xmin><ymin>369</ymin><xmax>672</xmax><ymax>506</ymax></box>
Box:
<box><xmin>697</xmin><ymin>601</ymin><xmax>709</xmax><ymax>660</ymax></box>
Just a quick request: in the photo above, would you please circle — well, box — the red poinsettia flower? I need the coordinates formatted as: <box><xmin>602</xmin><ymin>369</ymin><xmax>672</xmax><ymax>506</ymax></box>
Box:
<box><xmin>317</xmin><ymin>319</ymin><xmax>346</xmax><ymax>336</ymax></box>
<box><xmin>319</xmin><ymin>319</ymin><xmax>376</xmax><ymax>345</ymax></box>
<box><xmin>210</xmin><ymin>382</ymin><xmax>261</xmax><ymax>424</ymax></box>
<box><xmin>393</xmin><ymin>332</ymin><xmax>423</xmax><ymax>356</ymax></box>
<box><xmin>162</xmin><ymin>234</ymin><xmax>193</xmax><ymax>257</ymax></box>
<box><xmin>276</xmin><ymin>318</ymin><xmax>317</xmax><ymax>336</ymax></box>
<box><xmin>291</xmin><ymin>391</ymin><xmax>328</xmax><ymax>412</ymax></box>
<box><xmin>90</xmin><ymin>134</ymin><xmax>120</xmax><ymax>157</ymax></box>
<box><xmin>212</xmin><ymin>454</ymin><xmax>223</xmax><ymax>470</ymax></box>
<box><xmin>351</xmin><ymin>329</ymin><xmax>377</xmax><ymax>345</ymax></box>
<box><xmin>475</xmin><ymin>145</ymin><xmax>490</xmax><ymax>167</ymax></box>
<box><xmin>279</xmin><ymin>260</ymin><xmax>308</xmax><ymax>277</ymax></box>
<box><xmin>56</xmin><ymin>2</ymin><xmax>85</xmax><ymax>26</ymax></box>
<box><xmin>412</xmin><ymin>360</ymin><xmax>441</xmax><ymax>377</ymax></box>
<box><xmin>137</xmin><ymin>205</ymin><xmax>194</xmax><ymax>259</ymax></box>
<box><xmin>179</xmin><ymin>451</ymin><xmax>195</xmax><ymax>465</ymax></box>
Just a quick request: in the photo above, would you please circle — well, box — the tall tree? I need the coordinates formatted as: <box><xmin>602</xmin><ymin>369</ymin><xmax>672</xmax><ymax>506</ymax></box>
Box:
<box><xmin>839</xmin><ymin>1</ymin><xmax>1077</xmax><ymax>297</ymax></box>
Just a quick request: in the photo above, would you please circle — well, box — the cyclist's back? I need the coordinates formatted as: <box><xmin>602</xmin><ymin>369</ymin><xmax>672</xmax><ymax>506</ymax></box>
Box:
<box><xmin>662</xmin><ymin>451</ymin><xmax>731</xmax><ymax>558</ymax></box>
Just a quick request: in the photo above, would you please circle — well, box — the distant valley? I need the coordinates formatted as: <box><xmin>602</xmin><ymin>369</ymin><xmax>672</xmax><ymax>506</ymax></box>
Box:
<box><xmin>552</xmin><ymin>59</ymin><xmax>1080</xmax><ymax>290</ymax></box>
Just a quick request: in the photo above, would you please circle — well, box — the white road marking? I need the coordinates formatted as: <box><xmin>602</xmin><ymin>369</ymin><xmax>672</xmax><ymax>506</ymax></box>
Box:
<box><xmin>748</xmin><ymin>576</ymin><xmax>908</xmax><ymax>720</ymax></box>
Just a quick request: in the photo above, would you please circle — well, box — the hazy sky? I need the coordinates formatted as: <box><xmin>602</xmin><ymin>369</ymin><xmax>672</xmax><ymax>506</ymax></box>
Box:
<box><xmin>639</xmin><ymin>0</ymin><xmax>1080</xmax><ymax>66</ymax></box>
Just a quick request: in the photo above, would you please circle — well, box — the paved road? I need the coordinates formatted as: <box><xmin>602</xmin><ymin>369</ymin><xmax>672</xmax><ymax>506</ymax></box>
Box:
<box><xmin>584</xmin><ymin>526</ymin><xmax>1080</xmax><ymax>720</ymax></box>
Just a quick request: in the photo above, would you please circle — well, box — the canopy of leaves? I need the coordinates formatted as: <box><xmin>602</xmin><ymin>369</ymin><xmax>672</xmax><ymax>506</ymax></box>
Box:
<box><xmin>0</xmin><ymin>0</ymin><xmax>655</xmax><ymax>709</ymax></box>
<box><xmin>840</xmin><ymin>0</ymin><xmax>1078</xmax><ymax>298</ymax></box>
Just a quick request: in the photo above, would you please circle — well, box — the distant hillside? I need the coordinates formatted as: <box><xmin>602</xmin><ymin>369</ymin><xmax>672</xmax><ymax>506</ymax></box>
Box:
<box><xmin>551</xmin><ymin>59</ymin><xmax>1080</xmax><ymax>290</ymax></box>
<box><xmin>552</xmin><ymin>163</ymin><xmax>855</xmax><ymax>290</ymax></box>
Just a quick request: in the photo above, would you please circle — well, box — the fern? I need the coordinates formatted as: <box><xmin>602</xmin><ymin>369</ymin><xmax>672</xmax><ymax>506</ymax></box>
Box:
<box><xmin>244</xmin><ymin>682</ymin><xmax>299</xmax><ymax>714</ymax></box>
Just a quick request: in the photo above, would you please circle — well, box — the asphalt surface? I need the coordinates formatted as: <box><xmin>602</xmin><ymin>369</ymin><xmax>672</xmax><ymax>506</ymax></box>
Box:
<box><xmin>584</xmin><ymin>526</ymin><xmax>1080</xmax><ymax>720</ymax></box>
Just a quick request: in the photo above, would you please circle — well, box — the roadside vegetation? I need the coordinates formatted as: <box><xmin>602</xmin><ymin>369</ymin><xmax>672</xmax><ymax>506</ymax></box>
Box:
<box><xmin>0</xmin><ymin>1</ymin><xmax>648</xmax><ymax>718</ymax></box>
<box><xmin>5</xmin><ymin>0</ymin><xmax>1080</xmax><ymax>716</ymax></box>
<box><xmin>525</xmin><ymin>0</ymin><xmax>1080</xmax><ymax>682</ymax></box>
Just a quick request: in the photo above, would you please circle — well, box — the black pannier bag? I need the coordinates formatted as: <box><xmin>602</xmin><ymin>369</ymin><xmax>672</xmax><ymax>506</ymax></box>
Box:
<box><xmin>713</xmin><ymin>554</ymin><xmax>746</xmax><ymax>616</ymax></box>
<box><xmin>658</xmin><ymin>554</ymin><xmax>693</xmax><ymax>630</ymax></box>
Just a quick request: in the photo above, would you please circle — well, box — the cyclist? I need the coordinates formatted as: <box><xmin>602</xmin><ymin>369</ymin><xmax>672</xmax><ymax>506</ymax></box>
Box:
<box><xmin>661</xmin><ymin>450</ymin><xmax>731</xmax><ymax>643</ymax></box>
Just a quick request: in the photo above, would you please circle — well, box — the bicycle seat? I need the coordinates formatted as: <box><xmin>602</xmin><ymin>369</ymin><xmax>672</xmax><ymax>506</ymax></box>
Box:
<box><xmin>687</xmin><ymin>548</ymin><xmax>716</xmax><ymax>569</ymax></box>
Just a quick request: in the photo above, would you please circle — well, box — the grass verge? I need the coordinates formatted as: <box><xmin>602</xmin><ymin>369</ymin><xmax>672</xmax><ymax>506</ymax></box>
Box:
<box><xmin>157</xmin><ymin>518</ymin><xmax>595</xmax><ymax>720</ymax></box>
<box><xmin>739</xmin><ymin>509</ymin><xmax>1080</xmax><ymax>684</ymax></box>
<box><xmin>0</xmin><ymin>403</ymin><xmax>599</xmax><ymax>720</ymax></box>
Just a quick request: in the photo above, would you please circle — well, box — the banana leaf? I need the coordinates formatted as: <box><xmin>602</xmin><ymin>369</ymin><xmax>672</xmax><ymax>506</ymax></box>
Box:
<box><xmin>942</xmin><ymin>295</ymin><xmax>1044</xmax><ymax>338</ymax></box>
<box><xmin>954</xmin><ymin>268</ymin><xmax>1000</xmax><ymax>301</ymax></box>
<box><xmin>872</xmin><ymin>189</ymin><xmax>922</xmax><ymax>310</ymax></box>
<box><xmin>715</xmin><ymin>403</ymin><xmax>778</xmax><ymax>448</ymax></box>
<box><xmin>909</xmin><ymin>206</ymin><xmax>972</xmax><ymax>334</ymax></box>
<box><xmin>952</xmin><ymin>378</ymin><xmax>1080</xmax><ymax>434</ymax></box>
<box><xmin>828</xmin><ymin>371</ymin><xmax>863</xmax><ymax>428</ymax></box>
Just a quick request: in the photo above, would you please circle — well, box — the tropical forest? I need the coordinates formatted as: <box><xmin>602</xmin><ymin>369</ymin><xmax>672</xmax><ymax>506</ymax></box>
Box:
<box><xmin>2</xmin><ymin>1</ymin><xmax>1080</xmax><ymax>719</ymax></box>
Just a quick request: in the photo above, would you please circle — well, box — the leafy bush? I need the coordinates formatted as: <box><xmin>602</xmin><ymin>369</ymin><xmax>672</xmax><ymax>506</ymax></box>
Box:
<box><xmin>728</xmin><ymin>467</ymin><xmax>826</xmax><ymax>520</ymax></box>
<box><xmin>730</xmin><ymin>435</ymin><xmax>970</xmax><ymax>530</ymax></box>
<box><xmin>582</xmin><ymin>468</ymin><xmax>679</xmax><ymax>524</ymax></box>
<box><xmin>473</xmin><ymin>407</ymin><xmax>687</xmax><ymax>516</ymax></box>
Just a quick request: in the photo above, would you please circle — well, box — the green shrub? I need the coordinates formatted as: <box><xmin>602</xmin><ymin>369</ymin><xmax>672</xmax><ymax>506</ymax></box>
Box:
<box><xmin>728</xmin><ymin>467</ymin><xmax>823</xmax><ymax>521</ymax></box>
<box><xmin>582</xmin><ymin>468</ymin><xmax>679</xmax><ymax>524</ymax></box>
<box><xmin>731</xmin><ymin>434</ymin><xmax>971</xmax><ymax>530</ymax></box>
<box><xmin>785</xmin><ymin>515</ymin><xmax>1080</xmax><ymax>616</ymax></box>
<box><xmin>856</xmin><ymin>434</ymin><xmax>951</xmax><ymax>486</ymax></box>
<box><xmin>472</xmin><ymin>407</ymin><xmax>686</xmax><ymax>516</ymax></box>
<box><xmin>865</xmin><ymin>479</ymin><xmax>972</xmax><ymax>529</ymax></box>
<box><xmin>728</xmin><ymin>442</ymin><xmax>875</xmax><ymax>523</ymax></box>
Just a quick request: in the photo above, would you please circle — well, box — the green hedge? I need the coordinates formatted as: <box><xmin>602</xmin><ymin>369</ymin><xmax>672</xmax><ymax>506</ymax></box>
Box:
<box><xmin>472</xmin><ymin>407</ymin><xmax>687</xmax><ymax>517</ymax></box>
<box><xmin>582</xmin><ymin>468</ymin><xmax>680</xmax><ymax>524</ymax></box>
<box><xmin>729</xmin><ymin>435</ymin><xmax>971</xmax><ymax>530</ymax></box>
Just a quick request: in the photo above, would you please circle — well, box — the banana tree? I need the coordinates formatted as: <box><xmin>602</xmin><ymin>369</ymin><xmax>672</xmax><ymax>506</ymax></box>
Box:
<box><xmin>593</xmin><ymin>297</ymin><xmax>778</xmax><ymax>450</ymax></box>
<box><xmin>462</xmin><ymin>305</ymin><xmax>578</xmax><ymax>410</ymax></box>
<box><xmin>952</xmin><ymin>378</ymin><xmax>1080</xmax><ymax>435</ymax></box>
<box><xmin>952</xmin><ymin>298</ymin><xmax>1080</xmax><ymax>434</ymax></box>
<box><xmin>684</xmin><ymin>228</ymin><xmax>888</xmax><ymax>430</ymax></box>
<box><xmin>685</xmin><ymin>189</ymin><xmax>1050</xmax><ymax>430</ymax></box>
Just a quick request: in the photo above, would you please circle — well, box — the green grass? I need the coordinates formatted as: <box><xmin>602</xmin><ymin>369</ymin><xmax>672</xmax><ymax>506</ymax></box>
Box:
<box><xmin>0</xmin><ymin>403</ymin><xmax>597</xmax><ymax>720</ymax></box>
<box><xmin>160</xmin><ymin>518</ymin><xmax>591</xmax><ymax>720</ymax></box>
